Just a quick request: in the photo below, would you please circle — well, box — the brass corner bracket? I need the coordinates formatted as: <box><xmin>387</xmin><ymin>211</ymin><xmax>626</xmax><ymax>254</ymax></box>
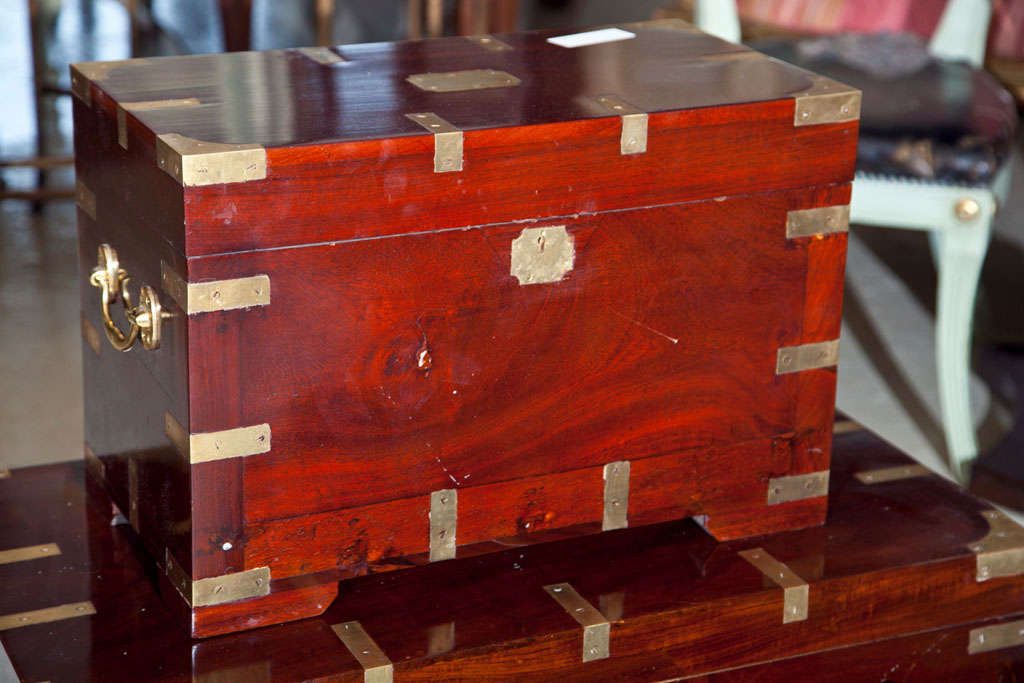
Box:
<box><xmin>117</xmin><ymin>99</ymin><xmax>200</xmax><ymax>149</ymax></box>
<box><xmin>165</xmin><ymin>549</ymin><xmax>270</xmax><ymax>607</ymax></box>
<box><xmin>165</xmin><ymin>412</ymin><xmax>271</xmax><ymax>465</ymax></box>
<box><xmin>792</xmin><ymin>75</ymin><xmax>861</xmax><ymax>127</ymax></box>
<box><xmin>156</xmin><ymin>133</ymin><xmax>267</xmax><ymax>187</ymax></box>
<box><xmin>970</xmin><ymin>509</ymin><xmax>1024</xmax><ymax>582</ymax></box>
<box><xmin>161</xmin><ymin>263</ymin><xmax>270</xmax><ymax>315</ymax></box>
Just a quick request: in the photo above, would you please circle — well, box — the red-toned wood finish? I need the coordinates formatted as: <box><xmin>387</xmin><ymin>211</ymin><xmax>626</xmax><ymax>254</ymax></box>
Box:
<box><xmin>3</xmin><ymin>429</ymin><xmax>1024</xmax><ymax>681</ymax></box>
<box><xmin>73</xmin><ymin>21</ymin><xmax>858</xmax><ymax>636</ymax></box>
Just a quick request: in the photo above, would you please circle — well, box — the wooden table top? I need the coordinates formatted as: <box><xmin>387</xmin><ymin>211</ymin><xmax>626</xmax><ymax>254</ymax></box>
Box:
<box><xmin>2</xmin><ymin>424</ymin><xmax>1024</xmax><ymax>681</ymax></box>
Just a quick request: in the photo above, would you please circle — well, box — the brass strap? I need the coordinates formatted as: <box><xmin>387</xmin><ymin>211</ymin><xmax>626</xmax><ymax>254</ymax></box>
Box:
<box><xmin>766</xmin><ymin>471</ymin><xmax>829</xmax><ymax>505</ymax></box>
<box><xmin>776</xmin><ymin>340</ymin><xmax>840</xmax><ymax>374</ymax></box>
<box><xmin>594</xmin><ymin>95</ymin><xmax>648</xmax><ymax>155</ymax></box>
<box><xmin>405</xmin><ymin>113</ymin><xmax>463</xmax><ymax>173</ymax></box>
<box><xmin>332</xmin><ymin>621</ymin><xmax>394</xmax><ymax>683</ymax></box>
<box><xmin>602</xmin><ymin>461</ymin><xmax>630</xmax><ymax>531</ymax></box>
<box><xmin>165</xmin><ymin>411</ymin><xmax>271</xmax><ymax>464</ymax></box>
<box><xmin>75</xmin><ymin>180</ymin><xmax>96</xmax><ymax>220</ymax></box>
<box><xmin>969</xmin><ymin>618</ymin><xmax>1024</xmax><ymax>654</ymax></box>
<box><xmin>544</xmin><ymin>583</ymin><xmax>610</xmax><ymax>662</ymax></box>
<box><xmin>786</xmin><ymin>205</ymin><xmax>850</xmax><ymax>239</ymax></box>
<box><xmin>161</xmin><ymin>263</ymin><xmax>271</xmax><ymax>315</ymax></box>
<box><xmin>738</xmin><ymin>548</ymin><xmax>809</xmax><ymax>623</ymax></box>
<box><xmin>429</xmin><ymin>489</ymin><xmax>457</xmax><ymax>561</ymax></box>
<box><xmin>165</xmin><ymin>548</ymin><xmax>271</xmax><ymax>607</ymax></box>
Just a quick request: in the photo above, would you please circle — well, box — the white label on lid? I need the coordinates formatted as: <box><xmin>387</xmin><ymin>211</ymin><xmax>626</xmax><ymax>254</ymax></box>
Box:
<box><xmin>547</xmin><ymin>28</ymin><xmax>636</xmax><ymax>49</ymax></box>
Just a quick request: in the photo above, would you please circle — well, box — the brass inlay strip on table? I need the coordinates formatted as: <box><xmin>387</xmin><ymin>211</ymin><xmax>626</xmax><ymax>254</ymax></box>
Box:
<box><xmin>0</xmin><ymin>543</ymin><xmax>60</xmax><ymax>565</ymax></box>
<box><xmin>429</xmin><ymin>489</ymin><xmax>457</xmax><ymax>562</ymax></box>
<box><xmin>0</xmin><ymin>601</ymin><xmax>95</xmax><ymax>631</ymax></box>
<box><xmin>602</xmin><ymin>460</ymin><xmax>630</xmax><ymax>531</ymax></box>
<box><xmin>854</xmin><ymin>464</ymin><xmax>930</xmax><ymax>484</ymax></box>
<box><xmin>332</xmin><ymin>621</ymin><xmax>394</xmax><ymax>683</ymax></box>
<box><xmin>766</xmin><ymin>470</ymin><xmax>829</xmax><ymax>505</ymax></box>
<box><xmin>544</xmin><ymin>582</ymin><xmax>610</xmax><ymax>662</ymax></box>
<box><xmin>738</xmin><ymin>548</ymin><xmax>809</xmax><ymax>623</ymax></box>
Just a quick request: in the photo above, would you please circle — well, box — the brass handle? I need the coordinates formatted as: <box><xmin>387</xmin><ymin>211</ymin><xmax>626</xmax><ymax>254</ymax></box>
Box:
<box><xmin>88</xmin><ymin>244</ymin><xmax>171</xmax><ymax>351</ymax></box>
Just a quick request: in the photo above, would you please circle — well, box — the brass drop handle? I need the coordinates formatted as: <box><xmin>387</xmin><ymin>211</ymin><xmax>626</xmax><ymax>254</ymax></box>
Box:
<box><xmin>89</xmin><ymin>244</ymin><xmax>171</xmax><ymax>351</ymax></box>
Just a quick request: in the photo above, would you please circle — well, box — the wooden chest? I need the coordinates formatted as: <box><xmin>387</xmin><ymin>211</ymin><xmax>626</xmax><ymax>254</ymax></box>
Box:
<box><xmin>72</xmin><ymin>20</ymin><xmax>859</xmax><ymax>637</ymax></box>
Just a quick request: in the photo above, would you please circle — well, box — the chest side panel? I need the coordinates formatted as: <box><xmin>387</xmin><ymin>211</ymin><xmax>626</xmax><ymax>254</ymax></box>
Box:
<box><xmin>183</xmin><ymin>183</ymin><xmax>848</xmax><ymax>523</ymax></box>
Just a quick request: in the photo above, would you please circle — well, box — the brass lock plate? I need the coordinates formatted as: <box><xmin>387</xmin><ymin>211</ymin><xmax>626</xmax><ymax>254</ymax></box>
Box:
<box><xmin>510</xmin><ymin>226</ymin><xmax>575</xmax><ymax>285</ymax></box>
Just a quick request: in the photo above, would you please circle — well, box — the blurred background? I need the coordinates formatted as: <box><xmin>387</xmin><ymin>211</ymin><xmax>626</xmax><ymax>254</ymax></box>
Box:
<box><xmin>2</xmin><ymin>0</ymin><xmax>1024</xmax><ymax>508</ymax></box>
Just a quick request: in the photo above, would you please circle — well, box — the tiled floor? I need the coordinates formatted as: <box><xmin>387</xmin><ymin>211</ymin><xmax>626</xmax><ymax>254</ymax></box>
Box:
<box><xmin>1</xmin><ymin>1</ymin><xmax>1023</xmax><ymax>492</ymax></box>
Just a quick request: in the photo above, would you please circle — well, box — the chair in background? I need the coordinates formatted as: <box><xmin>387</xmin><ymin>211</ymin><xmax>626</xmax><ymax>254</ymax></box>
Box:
<box><xmin>695</xmin><ymin>0</ymin><xmax>1018</xmax><ymax>477</ymax></box>
<box><xmin>408</xmin><ymin>0</ymin><xmax>519</xmax><ymax>39</ymax></box>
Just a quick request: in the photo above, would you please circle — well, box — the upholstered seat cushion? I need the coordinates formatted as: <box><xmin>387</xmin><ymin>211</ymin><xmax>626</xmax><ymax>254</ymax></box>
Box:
<box><xmin>753</xmin><ymin>34</ymin><xmax>1018</xmax><ymax>186</ymax></box>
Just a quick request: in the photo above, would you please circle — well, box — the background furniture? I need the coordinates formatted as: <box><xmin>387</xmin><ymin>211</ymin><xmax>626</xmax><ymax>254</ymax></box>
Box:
<box><xmin>696</xmin><ymin>0</ymin><xmax>1018</xmax><ymax>478</ymax></box>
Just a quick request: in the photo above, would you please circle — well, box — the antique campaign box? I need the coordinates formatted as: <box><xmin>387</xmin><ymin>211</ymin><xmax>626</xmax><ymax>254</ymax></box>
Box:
<box><xmin>71</xmin><ymin>19</ymin><xmax>859</xmax><ymax>637</ymax></box>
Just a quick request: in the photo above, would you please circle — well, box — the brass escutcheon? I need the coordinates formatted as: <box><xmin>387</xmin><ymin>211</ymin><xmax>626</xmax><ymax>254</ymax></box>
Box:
<box><xmin>89</xmin><ymin>244</ymin><xmax>171</xmax><ymax>351</ymax></box>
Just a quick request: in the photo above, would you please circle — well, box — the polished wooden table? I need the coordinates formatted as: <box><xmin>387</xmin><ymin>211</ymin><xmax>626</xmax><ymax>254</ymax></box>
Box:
<box><xmin>3</xmin><ymin>425</ymin><xmax>1024</xmax><ymax>680</ymax></box>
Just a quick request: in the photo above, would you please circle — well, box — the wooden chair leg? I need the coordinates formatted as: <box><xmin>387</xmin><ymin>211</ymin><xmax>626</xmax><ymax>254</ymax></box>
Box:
<box><xmin>218</xmin><ymin>0</ymin><xmax>252</xmax><ymax>52</ymax></box>
<box><xmin>934</xmin><ymin>212</ymin><xmax>991</xmax><ymax>478</ymax></box>
<box><xmin>315</xmin><ymin>0</ymin><xmax>335</xmax><ymax>46</ymax></box>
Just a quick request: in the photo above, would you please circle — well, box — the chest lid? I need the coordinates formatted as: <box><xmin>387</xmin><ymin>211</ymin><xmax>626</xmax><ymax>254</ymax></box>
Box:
<box><xmin>71</xmin><ymin>19</ymin><xmax>860</xmax><ymax>257</ymax></box>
